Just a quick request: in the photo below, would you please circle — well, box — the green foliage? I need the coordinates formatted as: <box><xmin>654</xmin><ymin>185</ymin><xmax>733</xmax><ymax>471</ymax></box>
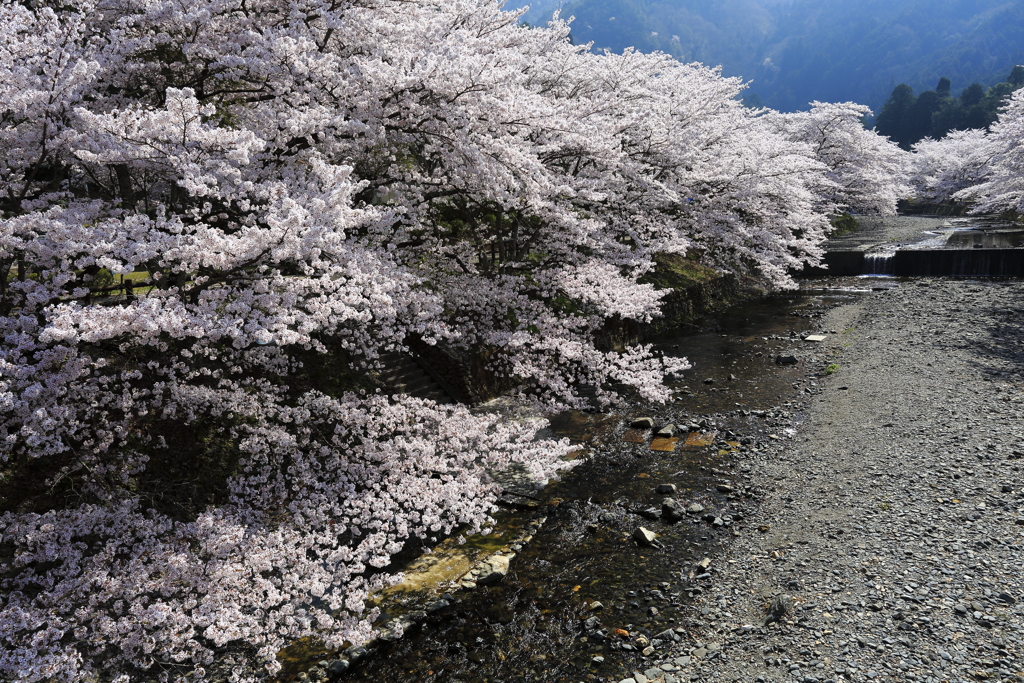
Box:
<box><xmin>1010</xmin><ymin>65</ymin><xmax>1024</xmax><ymax>87</ymax></box>
<box><xmin>874</xmin><ymin>66</ymin><xmax>1024</xmax><ymax>149</ymax></box>
<box><xmin>639</xmin><ymin>253</ymin><xmax>719</xmax><ymax>291</ymax></box>
<box><xmin>825</xmin><ymin>363</ymin><xmax>840</xmax><ymax>375</ymax></box>
<box><xmin>829</xmin><ymin>212</ymin><xmax>859</xmax><ymax>237</ymax></box>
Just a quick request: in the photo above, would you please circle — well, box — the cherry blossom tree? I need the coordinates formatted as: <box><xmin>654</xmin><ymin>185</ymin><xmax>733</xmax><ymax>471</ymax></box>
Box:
<box><xmin>767</xmin><ymin>102</ymin><xmax>911</xmax><ymax>216</ymax></box>
<box><xmin>0</xmin><ymin>0</ymin><xmax>891</xmax><ymax>680</ymax></box>
<box><xmin>909</xmin><ymin>129</ymin><xmax>995</xmax><ymax>204</ymax></box>
<box><xmin>952</xmin><ymin>89</ymin><xmax>1024</xmax><ymax>213</ymax></box>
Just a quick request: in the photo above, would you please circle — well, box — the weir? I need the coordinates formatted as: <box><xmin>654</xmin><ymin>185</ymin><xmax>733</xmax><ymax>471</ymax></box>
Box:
<box><xmin>800</xmin><ymin>217</ymin><xmax>1024</xmax><ymax>278</ymax></box>
<box><xmin>862</xmin><ymin>252</ymin><xmax>895</xmax><ymax>276</ymax></box>
<box><xmin>813</xmin><ymin>248</ymin><xmax>1024</xmax><ymax>277</ymax></box>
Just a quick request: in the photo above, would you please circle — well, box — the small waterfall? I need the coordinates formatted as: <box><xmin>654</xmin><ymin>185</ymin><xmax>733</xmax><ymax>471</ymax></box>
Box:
<box><xmin>862</xmin><ymin>252</ymin><xmax>895</xmax><ymax>275</ymax></box>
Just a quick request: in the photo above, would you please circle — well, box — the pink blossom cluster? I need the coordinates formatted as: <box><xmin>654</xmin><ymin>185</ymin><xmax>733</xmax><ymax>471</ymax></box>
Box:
<box><xmin>0</xmin><ymin>0</ymin><xmax>906</xmax><ymax>680</ymax></box>
<box><xmin>909</xmin><ymin>89</ymin><xmax>1024</xmax><ymax>212</ymax></box>
<box><xmin>767</xmin><ymin>102</ymin><xmax>910</xmax><ymax>216</ymax></box>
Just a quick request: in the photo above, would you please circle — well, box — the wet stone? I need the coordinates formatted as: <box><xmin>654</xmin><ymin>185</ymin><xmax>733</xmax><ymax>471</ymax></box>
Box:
<box><xmin>631</xmin><ymin>417</ymin><xmax>655</xmax><ymax>429</ymax></box>
<box><xmin>424</xmin><ymin>599</ymin><xmax>449</xmax><ymax>613</ymax></box>
<box><xmin>683</xmin><ymin>432</ymin><xmax>716</xmax><ymax>447</ymax></box>
<box><xmin>327</xmin><ymin>659</ymin><xmax>349</xmax><ymax>676</ymax></box>
<box><xmin>650</xmin><ymin>437</ymin><xmax>681</xmax><ymax>452</ymax></box>
<box><xmin>475</xmin><ymin>554</ymin><xmax>513</xmax><ymax>585</ymax></box>
<box><xmin>634</xmin><ymin>527</ymin><xmax>657</xmax><ymax>545</ymax></box>
<box><xmin>656</xmin><ymin>483</ymin><xmax>677</xmax><ymax>494</ymax></box>
<box><xmin>662</xmin><ymin>498</ymin><xmax>686</xmax><ymax>521</ymax></box>
<box><xmin>640</xmin><ymin>506</ymin><xmax>662</xmax><ymax>520</ymax></box>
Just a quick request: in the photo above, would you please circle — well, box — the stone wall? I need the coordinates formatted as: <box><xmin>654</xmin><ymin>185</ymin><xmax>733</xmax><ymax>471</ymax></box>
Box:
<box><xmin>636</xmin><ymin>273</ymin><xmax>742</xmax><ymax>341</ymax></box>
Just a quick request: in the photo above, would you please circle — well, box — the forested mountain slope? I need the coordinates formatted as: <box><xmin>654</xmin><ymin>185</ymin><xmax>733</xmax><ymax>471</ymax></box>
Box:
<box><xmin>521</xmin><ymin>0</ymin><xmax>1024</xmax><ymax>112</ymax></box>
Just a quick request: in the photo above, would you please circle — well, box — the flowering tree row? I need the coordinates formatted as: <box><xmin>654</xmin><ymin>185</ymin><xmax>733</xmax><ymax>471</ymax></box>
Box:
<box><xmin>908</xmin><ymin>89</ymin><xmax>1024</xmax><ymax>212</ymax></box>
<box><xmin>0</xmin><ymin>0</ymin><xmax>907</xmax><ymax>680</ymax></box>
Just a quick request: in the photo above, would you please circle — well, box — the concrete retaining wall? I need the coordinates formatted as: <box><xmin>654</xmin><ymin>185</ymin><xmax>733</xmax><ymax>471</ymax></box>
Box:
<box><xmin>798</xmin><ymin>251</ymin><xmax>865</xmax><ymax>277</ymax></box>
<box><xmin>893</xmin><ymin>249</ymin><xmax>1024</xmax><ymax>277</ymax></box>
<box><xmin>798</xmin><ymin>249</ymin><xmax>1024</xmax><ymax>278</ymax></box>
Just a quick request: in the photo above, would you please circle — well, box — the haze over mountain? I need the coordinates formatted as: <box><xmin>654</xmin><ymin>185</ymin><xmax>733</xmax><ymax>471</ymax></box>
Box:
<box><xmin>519</xmin><ymin>0</ymin><xmax>1024</xmax><ymax>114</ymax></box>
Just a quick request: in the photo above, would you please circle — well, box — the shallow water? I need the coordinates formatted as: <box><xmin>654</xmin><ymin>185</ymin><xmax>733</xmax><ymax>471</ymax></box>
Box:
<box><xmin>943</xmin><ymin>228</ymin><xmax>1024</xmax><ymax>250</ymax></box>
<box><xmin>274</xmin><ymin>286</ymin><xmax>872</xmax><ymax>683</ymax></box>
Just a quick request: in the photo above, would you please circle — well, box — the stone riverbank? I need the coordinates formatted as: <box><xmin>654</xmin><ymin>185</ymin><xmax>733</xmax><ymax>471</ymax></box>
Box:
<box><xmin>627</xmin><ymin>278</ymin><xmax>1024</xmax><ymax>683</ymax></box>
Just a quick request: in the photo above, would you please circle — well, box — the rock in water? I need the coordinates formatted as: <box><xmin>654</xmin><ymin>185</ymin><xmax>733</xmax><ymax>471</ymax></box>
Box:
<box><xmin>661</xmin><ymin>498</ymin><xmax>686</xmax><ymax>521</ymax></box>
<box><xmin>634</xmin><ymin>527</ymin><xmax>657</xmax><ymax>545</ymax></box>
<box><xmin>476</xmin><ymin>553</ymin><xmax>514</xmax><ymax>585</ymax></box>
<box><xmin>631</xmin><ymin>417</ymin><xmax>655</xmax><ymax>429</ymax></box>
<box><xmin>640</xmin><ymin>506</ymin><xmax>661</xmax><ymax>520</ymax></box>
<box><xmin>655</xmin><ymin>424</ymin><xmax>676</xmax><ymax>437</ymax></box>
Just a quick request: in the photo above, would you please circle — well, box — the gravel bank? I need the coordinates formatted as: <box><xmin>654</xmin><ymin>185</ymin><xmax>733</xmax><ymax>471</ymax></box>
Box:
<box><xmin>631</xmin><ymin>279</ymin><xmax>1024</xmax><ymax>683</ymax></box>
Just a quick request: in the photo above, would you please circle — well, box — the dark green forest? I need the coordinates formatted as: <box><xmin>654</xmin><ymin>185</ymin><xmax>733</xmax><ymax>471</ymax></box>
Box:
<box><xmin>519</xmin><ymin>0</ymin><xmax>1024</xmax><ymax>115</ymax></box>
<box><xmin>876</xmin><ymin>66</ymin><xmax>1024</xmax><ymax>148</ymax></box>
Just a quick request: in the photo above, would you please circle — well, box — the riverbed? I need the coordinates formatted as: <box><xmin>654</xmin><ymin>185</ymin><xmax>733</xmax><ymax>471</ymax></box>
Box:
<box><xmin>277</xmin><ymin>283</ymin><xmax>879</xmax><ymax>683</ymax></box>
<box><xmin>278</xmin><ymin>275</ymin><xmax>1024</xmax><ymax>683</ymax></box>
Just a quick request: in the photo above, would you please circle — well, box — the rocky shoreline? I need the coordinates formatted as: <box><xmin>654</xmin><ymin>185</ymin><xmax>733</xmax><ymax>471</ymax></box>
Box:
<box><xmin>625</xmin><ymin>279</ymin><xmax>1024</xmax><ymax>683</ymax></box>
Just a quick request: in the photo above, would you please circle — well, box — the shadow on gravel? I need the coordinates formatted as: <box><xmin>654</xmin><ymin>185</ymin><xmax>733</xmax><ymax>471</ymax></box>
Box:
<box><xmin>953</xmin><ymin>284</ymin><xmax>1024</xmax><ymax>378</ymax></box>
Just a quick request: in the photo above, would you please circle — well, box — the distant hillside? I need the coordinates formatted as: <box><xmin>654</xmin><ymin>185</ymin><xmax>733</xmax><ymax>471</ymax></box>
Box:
<box><xmin>518</xmin><ymin>0</ymin><xmax>1024</xmax><ymax>113</ymax></box>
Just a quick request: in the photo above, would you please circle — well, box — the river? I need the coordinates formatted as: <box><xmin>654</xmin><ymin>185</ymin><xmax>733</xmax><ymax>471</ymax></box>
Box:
<box><xmin>277</xmin><ymin>282</ymin><xmax>881</xmax><ymax>683</ymax></box>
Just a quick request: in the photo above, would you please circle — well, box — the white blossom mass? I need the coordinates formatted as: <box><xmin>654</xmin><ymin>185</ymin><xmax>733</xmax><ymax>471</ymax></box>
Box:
<box><xmin>0</xmin><ymin>0</ymin><xmax>966</xmax><ymax>680</ymax></box>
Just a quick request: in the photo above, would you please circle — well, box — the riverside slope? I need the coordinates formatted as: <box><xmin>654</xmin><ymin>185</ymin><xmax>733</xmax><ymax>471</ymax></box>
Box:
<box><xmin>636</xmin><ymin>279</ymin><xmax>1024</xmax><ymax>683</ymax></box>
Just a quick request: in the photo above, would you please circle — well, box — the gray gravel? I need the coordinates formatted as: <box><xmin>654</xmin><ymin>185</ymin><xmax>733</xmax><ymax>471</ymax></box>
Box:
<box><xmin>634</xmin><ymin>279</ymin><xmax>1024</xmax><ymax>683</ymax></box>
